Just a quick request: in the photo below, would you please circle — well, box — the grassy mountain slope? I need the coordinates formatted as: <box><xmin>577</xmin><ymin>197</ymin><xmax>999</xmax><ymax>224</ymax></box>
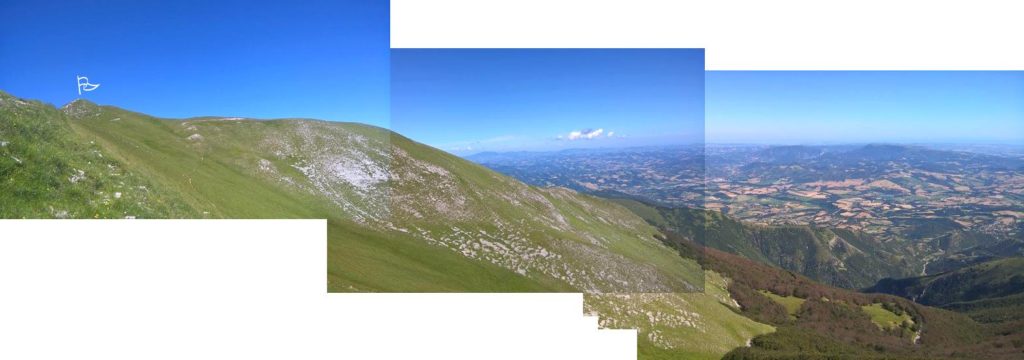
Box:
<box><xmin>610</xmin><ymin>197</ymin><xmax>915</xmax><ymax>289</ymax></box>
<box><xmin>0</xmin><ymin>93</ymin><xmax>197</xmax><ymax>218</ymax></box>
<box><xmin>63</xmin><ymin>99</ymin><xmax>703</xmax><ymax>293</ymax></box>
<box><xmin>1</xmin><ymin>91</ymin><xmax>774</xmax><ymax>359</ymax></box>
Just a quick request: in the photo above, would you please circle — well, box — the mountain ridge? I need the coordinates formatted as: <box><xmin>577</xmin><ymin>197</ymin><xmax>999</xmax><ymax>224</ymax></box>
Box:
<box><xmin>2</xmin><ymin>91</ymin><xmax>776</xmax><ymax>359</ymax></box>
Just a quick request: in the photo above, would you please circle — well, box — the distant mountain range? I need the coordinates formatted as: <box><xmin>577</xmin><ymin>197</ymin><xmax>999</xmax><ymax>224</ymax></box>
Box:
<box><xmin>733</xmin><ymin>143</ymin><xmax>1024</xmax><ymax>183</ymax></box>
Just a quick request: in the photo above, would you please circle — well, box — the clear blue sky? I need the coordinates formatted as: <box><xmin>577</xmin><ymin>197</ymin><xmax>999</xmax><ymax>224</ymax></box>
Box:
<box><xmin>0</xmin><ymin>0</ymin><xmax>388</xmax><ymax>125</ymax></box>
<box><xmin>707</xmin><ymin>71</ymin><xmax>1024</xmax><ymax>145</ymax></box>
<box><xmin>391</xmin><ymin>49</ymin><xmax>705</xmax><ymax>155</ymax></box>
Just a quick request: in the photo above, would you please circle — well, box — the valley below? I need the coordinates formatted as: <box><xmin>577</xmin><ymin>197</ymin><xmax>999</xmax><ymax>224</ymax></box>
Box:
<box><xmin>470</xmin><ymin>140</ymin><xmax>1024</xmax><ymax>358</ymax></box>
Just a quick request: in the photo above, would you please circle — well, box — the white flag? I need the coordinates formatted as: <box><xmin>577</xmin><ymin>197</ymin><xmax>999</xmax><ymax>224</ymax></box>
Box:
<box><xmin>77</xmin><ymin>75</ymin><xmax>100</xmax><ymax>95</ymax></box>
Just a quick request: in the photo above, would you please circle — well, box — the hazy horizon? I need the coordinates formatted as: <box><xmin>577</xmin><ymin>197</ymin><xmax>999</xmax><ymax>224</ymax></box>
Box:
<box><xmin>458</xmin><ymin>141</ymin><xmax>1024</xmax><ymax>157</ymax></box>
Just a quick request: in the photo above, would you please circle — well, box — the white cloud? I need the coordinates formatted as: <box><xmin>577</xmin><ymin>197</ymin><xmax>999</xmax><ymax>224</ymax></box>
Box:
<box><xmin>607</xmin><ymin>131</ymin><xmax>614</xmax><ymax>137</ymax></box>
<box><xmin>565</xmin><ymin>128</ymin><xmax>605</xmax><ymax>141</ymax></box>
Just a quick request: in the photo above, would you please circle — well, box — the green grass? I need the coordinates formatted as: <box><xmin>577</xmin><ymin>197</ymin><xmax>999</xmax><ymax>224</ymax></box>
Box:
<box><xmin>0</xmin><ymin>94</ymin><xmax>197</xmax><ymax>219</ymax></box>
<box><xmin>326</xmin><ymin>219</ymin><xmax>571</xmax><ymax>292</ymax></box>
<box><xmin>861</xmin><ymin>303</ymin><xmax>913</xmax><ymax>331</ymax></box>
<box><xmin>760</xmin><ymin>290</ymin><xmax>806</xmax><ymax>317</ymax></box>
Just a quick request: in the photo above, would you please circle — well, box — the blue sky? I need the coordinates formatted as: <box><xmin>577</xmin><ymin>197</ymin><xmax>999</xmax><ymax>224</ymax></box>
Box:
<box><xmin>0</xmin><ymin>0</ymin><xmax>388</xmax><ymax>125</ymax></box>
<box><xmin>707</xmin><ymin>71</ymin><xmax>1024</xmax><ymax>145</ymax></box>
<box><xmin>391</xmin><ymin>49</ymin><xmax>705</xmax><ymax>155</ymax></box>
